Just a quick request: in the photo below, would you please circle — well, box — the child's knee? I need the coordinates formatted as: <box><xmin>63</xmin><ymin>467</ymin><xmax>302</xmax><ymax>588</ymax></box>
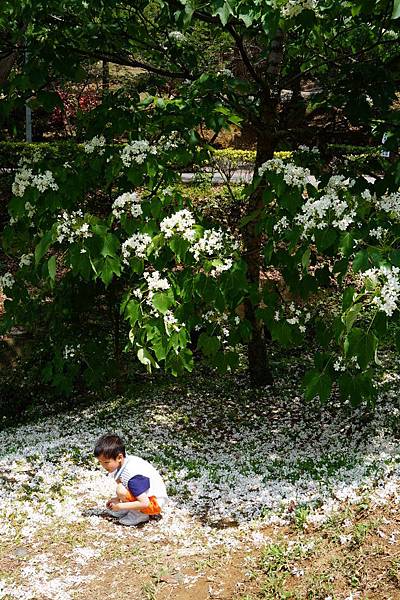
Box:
<box><xmin>116</xmin><ymin>483</ymin><xmax>129</xmax><ymax>500</ymax></box>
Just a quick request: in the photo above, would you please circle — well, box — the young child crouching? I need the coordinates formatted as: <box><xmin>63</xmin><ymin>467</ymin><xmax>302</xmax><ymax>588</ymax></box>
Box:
<box><xmin>94</xmin><ymin>433</ymin><xmax>168</xmax><ymax>526</ymax></box>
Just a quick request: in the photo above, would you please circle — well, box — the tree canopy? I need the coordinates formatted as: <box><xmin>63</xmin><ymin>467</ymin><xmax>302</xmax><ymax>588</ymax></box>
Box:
<box><xmin>0</xmin><ymin>0</ymin><xmax>400</xmax><ymax>399</ymax></box>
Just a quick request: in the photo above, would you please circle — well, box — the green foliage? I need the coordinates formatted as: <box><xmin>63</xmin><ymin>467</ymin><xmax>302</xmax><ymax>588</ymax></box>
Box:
<box><xmin>0</xmin><ymin>0</ymin><xmax>399</xmax><ymax>401</ymax></box>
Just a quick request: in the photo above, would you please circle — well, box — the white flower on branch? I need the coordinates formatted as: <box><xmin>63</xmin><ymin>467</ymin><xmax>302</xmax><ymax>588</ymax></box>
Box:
<box><xmin>83</xmin><ymin>135</ymin><xmax>106</xmax><ymax>155</ymax></box>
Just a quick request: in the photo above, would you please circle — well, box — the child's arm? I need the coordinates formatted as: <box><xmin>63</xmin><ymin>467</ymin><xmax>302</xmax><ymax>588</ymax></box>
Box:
<box><xmin>108</xmin><ymin>492</ymin><xmax>150</xmax><ymax>512</ymax></box>
<box><xmin>106</xmin><ymin>497</ymin><xmax>120</xmax><ymax>508</ymax></box>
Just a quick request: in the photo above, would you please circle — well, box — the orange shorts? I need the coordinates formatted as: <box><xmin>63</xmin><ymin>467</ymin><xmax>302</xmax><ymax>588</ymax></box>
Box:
<box><xmin>125</xmin><ymin>491</ymin><xmax>161</xmax><ymax>515</ymax></box>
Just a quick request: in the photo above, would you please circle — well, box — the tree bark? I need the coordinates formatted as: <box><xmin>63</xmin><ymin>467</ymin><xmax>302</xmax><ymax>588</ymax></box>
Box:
<box><xmin>0</xmin><ymin>52</ymin><xmax>17</xmax><ymax>86</ymax></box>
<box><xmin>102</xmin><ymin>60</ymin><xmax>110</xmax><ymax>97</ymax></box>
<box><xmin>243</xmin><ymin>91</ymin><xmax>277</xmax><ymax>387</ymax></box>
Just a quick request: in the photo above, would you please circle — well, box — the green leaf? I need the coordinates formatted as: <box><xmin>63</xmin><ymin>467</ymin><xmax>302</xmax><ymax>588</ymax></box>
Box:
<box><xmin>152</xmin><ymin>291</ymin><xmax>174</xmax><ymax>314</ymax></box>
<box><xmin>342</xmin><ymin>303</ymin><xmax>362</xmax><ymax>333</ymax></box>
<box><xmin>212</xmin><ymin>0</ymin><xmax>234</xmax><ymax>25</ymax></box>
<box><xmin>314</xmin><ymin>228</ymin><xmax>337</xmax><ymax>252</ymax></box>
<box><xmin>48</xmin><ymin>255</ymin><xmax>56</xmax><ymax>281</ymax></box>
<box><xmin>303</xmin><ymin>369</ymin><xmax>332</xmax><ymax>403</ymax></box>
<box><xmin>126</xmin><ymin>299</ymin><xmax>141</xmax><ymax>325</ymax></box>
<box><xmin>342</xmin><ymin>287</ymin><xmax>355</xmax><ymax>310</ymax></box>
<box><xmin>137</xmin><ymin>347</ymin><xmax>158</xmax><ymax>372</ymax></box>
<box><xmin>352</xmin><ymin>249</ymin><xmax>369</xmax><ymax>273</ymax></box>
<box><xmin>344</xmin><ymin>328</ymin><xmax>378</xmax><ymax>369</ymax></box>
<box><xmin>100</xmin><ymin>256</ymin><xmax>121</xmax><ymax>286</ymax></box>
<box><xmin>270</xmin><ymin>321</ymin><xmax>292</xmax><ymax>346</ymax></box>
<box><xmin>338</xmin><ymin>372</ymin><xmax>375</xmax><ymax>406</ymax></box>
<box><xmin>101</xmin><ymin>233</ymin><xmax>120</xmax><ymax>258</ymax></box>
<box><xmin>35</xmin><ymin>231</ymin><xmax>53</xmax><ymax>266</ymax></box>
<box><xmin>197</xmin><ymin>332</ymin><xmax>221</xmax><ymax>356</ymax></box>
<box><xmin>169</xmin><ymin>236</ymin><xmax>190</xmax><ymax>261</ymax></box>
<box><xmin>239</xmin><ymin>208</ymin><xmax>262</xmax><ymax>228</ymax></box>
<box><xmin>301</xmin><ymin>248</ymin><xmax>311</xmax><ymax>271</ymax></box>
<box><xmin>339</xmin><ymin>232</ymin><xmax>354</xmax><ymax>257</ymax></box>
<box><xmin>393</xmin><ymin>0</ymin><xmax>400</xmax><ymax>19</ymax></box>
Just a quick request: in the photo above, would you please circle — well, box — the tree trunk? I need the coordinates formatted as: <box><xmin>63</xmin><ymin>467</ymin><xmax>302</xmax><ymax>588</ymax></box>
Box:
<box><xmin>243</xmin><ymin>82</ymin><xmax>280</xmax><ymax>386</ymax></box>
<box><xmin>0</xmin><ymin>52</ymin><xmax>17</xmax><ymax>86</ymax></box>
<box><xmin>102</xmin><ymin>60</ymin><xmax>110</xmax><ymax>98</ymax></box>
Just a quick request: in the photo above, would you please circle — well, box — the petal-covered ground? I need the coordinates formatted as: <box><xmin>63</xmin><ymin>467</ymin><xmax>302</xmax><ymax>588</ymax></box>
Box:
<box><xmin>1</xmin><ymin>355</ymin><xmax>400</xmax><ymax>599</ymax></box>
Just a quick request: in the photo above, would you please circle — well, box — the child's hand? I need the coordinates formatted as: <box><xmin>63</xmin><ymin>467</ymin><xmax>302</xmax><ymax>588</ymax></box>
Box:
<box><xmin>106</xmin><ymin>497</ymin><xmax>120</xmax><ymax>509</ymax></box>
<box><xmin>109</xmin><ymin>501</ymin><xmax>124</xmax><ymax>511</ymax></box>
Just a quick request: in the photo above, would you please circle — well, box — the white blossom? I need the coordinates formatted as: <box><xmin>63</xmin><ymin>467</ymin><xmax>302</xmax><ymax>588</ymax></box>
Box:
<box><xmin>270</xmin><ymin>0</ymin><xmax>317</xmax><ymax>18</ymax></box>
<box><xmin>295</xmin><ymin>176</ymin><xmax>356</xmax><ymax>235</ymax></box>
<box><xmin>56</xmin><ymin>210</ymin><xmax>93</xmax><ymax>244</ymax></box>
<box><xmin>83</xmin><ymin>135</ymin><xmax>106</xmax><ymax>155</ymax></box>
<box><xmin>144</xmin><ymin>270</ymin><xmax>170</xmax><ymax>291</ymax></box>
<box><xmin>120</xmin><ymin>140</ymin><xmax>156</xmax><ymax>167</ymax></box>
<box><xmin>369</xmin><ymin>226</ymin><xmax>386</xmax><ymax>240</ymax></box>
<box><xmin>210</xmin><ymin>258</ymin><xmax>233</xmax><ymax>277</ymax></box>
<box><xmin>259</xmin><ymin>159</ymin><xmax>311</xmax><ymax>189</ymax></box>
<box><xmin>0</xmin><ymin>272</ymin><xmax>15</xmax><ymax>290</ymax></box>
<box><xmin>375</xmin><ymin>191</ymin><xmax>400</xmax><ymax>219</ymax></box>
<box><xmin>63</xmin><ymin>345</ymin><xmax>79</xmax><ymax>360</ymax></box>
<box><xmin>168</xmin><ymin>31</ymin><xmax>187</xmax><ymax>44</ymax></box>
<box><xmin>12</xmin><ymin>167</ymin><xmax>58</xmax><ymax>197</ymax></box>
<box><xmin>273</xmin><ymin>216</ymin><xmax>290</xmax><ymax>233</ymax></box>
<box><xmin>160</xmin><ymin>209</ymin><xmax>196</xmax><ymax>241</ymax></box>
<box><xmin>112</xmin><ymin>192</ymin><xmax>142</xmax><ymax>219</ymax></box>
<box><xmin>19</xmin><ymin>254</ymin><xmax>33</xmax><ymax>268</ymax></box>
<box><xmin>363</xmin><ymin>265</ymin><xmax>400</xmax><ymax>316</ymax></box>
<box><xmin>190</xmin><ymin>229</ymin><xmax>226</xmax><ymax>260</ymax></box>
<box><xmin>122</xmin><ymin>233</ymin><xmax>152</xmax><ymax>262</ymax></box>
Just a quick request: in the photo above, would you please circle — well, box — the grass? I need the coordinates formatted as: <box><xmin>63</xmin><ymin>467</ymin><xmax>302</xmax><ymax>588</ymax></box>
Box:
<box><xmin>241</xmin><ymin>502</ymin><xmax>400</xmax><ymax>599</ymax></box>
<box><xmin>2</xmin><ymin>341</ymin><xmax>400</xmax><ymax>598</ymax></box>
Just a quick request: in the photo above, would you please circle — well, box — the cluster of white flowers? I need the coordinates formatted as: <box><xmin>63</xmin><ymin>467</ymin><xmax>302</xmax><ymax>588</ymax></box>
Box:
<box><xmin>19</xmin><ymin>253</ymin><xmax>33</xmax><ymax>268</ymax></box>
<box><xmin>121</xmin><ymin>233</ymin><xmax>152</xmax><ymax>263</ymax></box>
<box><xmin>210</xmin><ymin>258</ymin><xmax>234</xmax><ymax>277</ymax></box>
<box><xmin>144</xmin><ymin>270</ymin><xmax>170</xmax><ymax>292</ymax></box>
<box><xmin>120</xmin><ymin>140</ymin><xmax>156</xmax><ymax>167</ymax></box>
<box><xmin>158</xmin><ymin>131</ymin><xmax>182</xmax><ymax>152</ymax></box>
<box><xmin>168</xmin><ymin>30</ymin><xmax>187</xmax><ymax>44</ymax></box>
<box><xmin>0</xmin><ymin>272</ymin><xmax>15</xmax><ymax>290</ymax></box>
<box><xmin>297</xmin><ymin>145</ymin><xmax>320</xmax><ymax>154</ymax></box>
<box><xmin>274</xmin><ymin>302</ymin><xmax>311</xmax><ymax>333</ymax></box>
<box><xmin>217</xmin><ymin>69</ymin><xmax>234</xmax><ymax>78</ymax></box>
<box><xmin>12</xmin><ymin>167</ymin><xmax>58</xmax><ymax>197</ymax></box>
<box><xmin>369</xmin><ymin>226</ymin><xmax>387</xmax><ymax>240</ymax></box>
<box><xmin>363</xmin><ymin>265</ymin><xmax>400</xmax><ymax>316</ymax></box>
<box><xmin>273</xmin><ymin>215</ymin><xmax>290</xmax><ymax>233</ymax></box>
<box><xmin>272</xmin><ymin>0</ymin><xmax>317</xmax><ymax>18</ymax></box>
<box><xmin>164</xmin><ymin>310</ymin><xmax>185</xmax><ymax>334</ymax></box>
<box><xmin>375</xmin><ymin>191</ymin><xmax>400</xmax><ymax>220</ymax></box>
<box><xmin>160</xmin><ymin>209</ymin><xmax>196</xmax><ymax>241</ymax></box>
<box><xmin>334</xmin><ymin>356</ymin><xmax>361</xmax><ymax>373</ymax></box>
<box><xmin>63</xmin><ymin>344</ymin><xmax>80</xmax><ymax>360</ymax></box>
<box><xmin>56</xmin><ymin>210</ymin><xmax>92</xmax><ymax>244</ymax></box>
<box><xmin>361</xmin><ymin>189</ymin><xmax>373</xmax><ymax>201</ymax></box>
<box><xmin>333</xmin><ymin>356</ymin><xmax>346</xmax><ymax>372</ymax></box>
<box><xmin>259</xmin><ymin>159</ymin><xmax>311</xmax><ymax>189</ymax></box>
<box><xmin>197</xmin><ymin>309</ymin><xmax>234</xmax><ymax>343</ymax></box>
<box><xmin>295</xmin><ymin>176</ymin><xmax>356</xmax><ymax>235</ymax></box>
<box><xmin>18</xmin><ymin>148</ymin><xmax>43</xmax><ymax>166</ymax></box>
<box><xmin>24</xmin><ymin>202</ymin><xmax>36</xmax><ymax>219</ymax></box>
<box><xmin>190</xmin><ymin>229</ymin><xmax>235</xmax><ymax>260</ymax></box>
<box><xmin>112</xmin><ymin>192</ymin><xmax>142</xmax><ymax>219</ymax></box>
<box><xmin>83</xmin><ymin>135</ymin><xmax>106</xmax><ymax>155</ymax></box>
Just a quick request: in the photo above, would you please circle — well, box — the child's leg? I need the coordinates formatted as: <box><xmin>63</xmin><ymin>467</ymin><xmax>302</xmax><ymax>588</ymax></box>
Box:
<box><xmin>115</xmin><ymin>482</ymin><xmax>150</xmax><ymax>526</ymax></box>
<box><xmin>116</xmin><ymin>482</ymin><xmax>131</xmax><ymax>502</ymax></box>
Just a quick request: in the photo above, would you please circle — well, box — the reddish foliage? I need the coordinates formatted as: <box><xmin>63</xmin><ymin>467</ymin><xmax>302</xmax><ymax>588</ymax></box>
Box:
<box><xmin>50</xmin><ymin>86</ymin><xmax>100</xmax><ymax>135</ymax></box>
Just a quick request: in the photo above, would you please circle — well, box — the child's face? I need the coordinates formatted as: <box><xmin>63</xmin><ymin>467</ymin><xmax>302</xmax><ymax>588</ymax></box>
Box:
<box><xmin>97</xmin><ymin>452</ymin><xmax>124</xmax><ymax>473</ymax></box>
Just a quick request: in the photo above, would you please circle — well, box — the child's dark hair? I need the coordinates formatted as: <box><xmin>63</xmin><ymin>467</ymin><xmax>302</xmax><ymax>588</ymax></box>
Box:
<box><xmin>94</xmin><ymin>434</ymin><xmax>126</xmax><ymax>459</ymax></box>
